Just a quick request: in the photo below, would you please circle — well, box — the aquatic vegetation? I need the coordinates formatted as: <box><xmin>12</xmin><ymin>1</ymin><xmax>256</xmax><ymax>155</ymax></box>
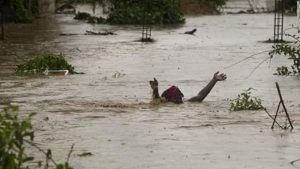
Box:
<box><xmin>0</xmin><ymin>106</ymin><xmax>74</xmax><ymax>169</ymax></box>
<box><xmin>270</xmin><ymin>27</ymin><xmax>300</xmax><ymax>75</ymax></box>
<box><xmin>229</xmin><ymin>88</ymin><xmax>264</xmax><ymax>111</ymax></box>
<box><xmin>16</xmin><ymin>53</ymin><xmax>76</xmax><ymax>75</ymax></box>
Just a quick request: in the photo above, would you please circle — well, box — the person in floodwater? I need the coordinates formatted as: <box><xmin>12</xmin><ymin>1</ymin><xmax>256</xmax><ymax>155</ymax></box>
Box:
<box><xmin>149</xmin><ymin>71</ymin><xmax>227</xmax><ymax>104</ymax></box>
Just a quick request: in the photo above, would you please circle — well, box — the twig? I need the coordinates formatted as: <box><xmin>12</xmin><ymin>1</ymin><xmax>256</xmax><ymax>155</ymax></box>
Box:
<box><xmin>283</xmin><ymin>26</ymin><xmax>300</xmax><ymax>43</ymax></box>
<box><xmin>264</xmin><ymin>108</ymin><xmax>285</xmax><ymax>129</ymax></box>
<box><xmin>246</xmin><ymin>56</ymin><xmax>269</xmax><ymax>78</ymax></box>
<box><xmin>275</xmin><ymin>82</ymin><xmax>294</xmax><ymax>130</ymax></box>
<box><xmin>224</xmin><ymin>50</ymin><xmax>271</xmax><ymax>69</ymax></box>
<box><xmin>45</xmin><ymin>149</ymin><xmax>51</xmax><ymax>169</ymax></box>
<box><xmin>66</xmin><ymin>144</ymin><xmax>75</xmax><ymax>164</ymax></box>
<box><xmin>24</xmin><ymin>140</ymin><xmax>57</xmax><ymax>166</ymax></box>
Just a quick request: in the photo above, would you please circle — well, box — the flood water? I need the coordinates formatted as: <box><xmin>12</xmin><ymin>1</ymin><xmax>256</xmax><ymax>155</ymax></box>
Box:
<box><xmin>1</xmin><ymin>13</ymin><xmax>300</xmax><ymax>169</ymax></box>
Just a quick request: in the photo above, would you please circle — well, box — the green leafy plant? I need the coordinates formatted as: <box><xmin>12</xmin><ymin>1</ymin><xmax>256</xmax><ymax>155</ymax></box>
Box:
<box><xmin>16</xmin><ymin>53</ymin><xmax>76</xmax><ymax>75</ymax></box>
<box><xmin>74</xmin><ymin>12</ymin><xmax>92</xmax><ymax>20</ymax></box>
<box><xmin>274</xmin><ymin>66</ymin><xmax>297</xmax><ymax>76</ymax></box>
<box><xmin>2</xmin><ymin>0</ymin><xmax>38</xmax><ymax>23</ymax></box>
<box><xmin>107</xmin><ymin>0</ymin><xmax>185</xmax><ymax>25</ymax></box>
<box><xmin>0</xmin><ymin>106</ymin><xmax>74</xmax><ymax>169</ymax></box>
<box><xmin>74</xmin><ymin>12</ymin><xmax>106</xmax><ymax>24</ymax></box>
<box><xmin>285</xmin><ymin>0</ymin><xmax>297</xmax><ymax>14</ymax></box>
<box><xmin>269</xmin><ymin>27</ymin><xmax>300</xmax><ymax>75</ymax></box>
<box><xmin>229</xmin><ymin>88</ymin><xmax>264</xmax><ymax>111</ymax></box>
<box><xmin>0</xmin><ymin>106</ymin><xmax>35</xmax><ymax>169</ymax></box>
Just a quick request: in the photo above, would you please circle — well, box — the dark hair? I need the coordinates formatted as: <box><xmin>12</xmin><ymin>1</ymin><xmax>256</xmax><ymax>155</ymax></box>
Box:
<box><xmin>161</xmin><ymin>86</ymin><xmax>184</xmax><ymax>104</ymax></box>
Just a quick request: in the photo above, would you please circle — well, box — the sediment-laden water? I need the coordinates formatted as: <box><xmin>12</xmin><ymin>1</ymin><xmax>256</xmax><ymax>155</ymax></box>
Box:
<box><xmin>1</xmin><ymin>13</ymin><xmax>300</xmax><ymax>169</ymax></box>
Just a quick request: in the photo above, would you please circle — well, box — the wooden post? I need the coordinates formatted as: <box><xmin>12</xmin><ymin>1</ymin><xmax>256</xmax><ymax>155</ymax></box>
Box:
<box><xmin>271</xmin><ymin>101</ymin><xmax>281</xmax><ymax>129</ymax></box>
<box><xmin>275</xmin><ymin>82</ymin><xmax>294</xmax><ymax>129</ymax></box>
<box><xmin>271</xmin><ymin>82</ymin><xmax>294</xmax><ymax>130</ymax></box>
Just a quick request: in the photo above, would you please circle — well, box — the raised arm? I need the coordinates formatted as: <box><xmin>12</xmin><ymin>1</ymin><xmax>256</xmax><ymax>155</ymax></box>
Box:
<box><xmin>188</xmin><ymin>72</ymin><xmax>227</xmax><ymax>102</ymax></box>
<box><xmin>149</xmin><ymin>78</ymin><xmax>160</xmax><ymax>99</ymax></box>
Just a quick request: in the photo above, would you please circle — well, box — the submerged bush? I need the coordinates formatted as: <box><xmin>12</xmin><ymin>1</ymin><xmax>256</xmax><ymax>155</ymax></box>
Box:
<box><xmin>74</xmin><ymin>12</ymin><xmax>106</xmax><ymax>24</ymax></box>
<box><xmin>74</xmin><ymin>12</ymin><xmax>92</xmax><ymax>20</ymax></box>
<box><xmin>269</xmin><ymin>27</ymin><xmax>300</xmax><ymax>75</ymax></box>
<box><xmin>229</xmin><ymin>88</ymin><xmax>264</xmax><ymax>111</ymax></box>
<box><xmin>16</xmin><ymin>53</ymin><xmax>75</xmax><ymax>75</ymax></box>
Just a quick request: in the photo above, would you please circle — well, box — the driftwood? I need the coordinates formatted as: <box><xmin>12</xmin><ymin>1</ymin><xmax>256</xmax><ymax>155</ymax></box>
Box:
<box><xmin>184</xmin><ymin>28</ymin><xmax>197</xmax><ymax>35</ymax></box>
<box><xmin>85</xmin><ymin>30</ymin><xmax>116</xmax><ymax>36</ymax></box>
<box><xmin>59</xmin><ymin>31</ymin><xmax>116</xmax><ymax>36</ymax></box>
<box><xmin>59</xmin><ymin>33</ymin><xmax>80</xmax><ymax>36</ymax></box>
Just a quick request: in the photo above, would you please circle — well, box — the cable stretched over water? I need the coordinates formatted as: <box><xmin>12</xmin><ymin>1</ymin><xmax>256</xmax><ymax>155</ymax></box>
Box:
<box><xmin>224</xmin><ymin>50</ymin><xmax>271</xmax><ymax>69</ymax></box>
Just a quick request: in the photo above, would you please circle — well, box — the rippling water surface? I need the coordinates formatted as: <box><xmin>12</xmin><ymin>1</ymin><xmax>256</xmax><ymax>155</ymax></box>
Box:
<box><xmin>1</xmin><ymin>13</ymin><xmax>300</xmax><ymax>169</ymax></box>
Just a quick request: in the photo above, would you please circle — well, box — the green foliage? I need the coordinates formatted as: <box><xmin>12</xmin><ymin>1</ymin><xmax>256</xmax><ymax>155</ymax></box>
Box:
<box><xmin>74</xmin><ymin>12</ymin><xmax>92</xmax><ymax>20</ymax></box>
<box><xmin>0</xmin><ymin>106</ymin><xmax>74</xmax><ymax>169</ymax></box>
<box><xmin>275</xmin><ymin>66</ymin><xmax>292</xmax><ymax>76</ymax></box>
<box><xmin>106</xmin><ymin>0</ymin><xmax>185</xmax><ymax>25</ymax></box>
<box><xmin>16</xmin><ymin>53</ymin><xmax>75</xmax><ymax>75</ymax></box>
<box><xmin>229</xmin><ymin>88</ymin><xmax>264</xmax><ymax>111</ymax></box>
<box><xmin>270</xmin><ymin>27</ymin><xmax>300</xmax><ymax>75</ymax></box>
<box><xmin>285</xmin><ymin>0</ymin><xmax>297</xmax><ymax>14</ymax></box>
<box><xmin>74</xmin><ymin>12</ymin><xmax>106</xmax><ymax>24</ymax></box>
<box><xmin>0</xmin><ymin>106</ymin><xmax>35</xmax><ymax>169</ymax></box>
<box><xmin>55</xmin><ymin>163</ymin><xmax>73</xmax><ymax>169</ymax></box>
<box><xmin>3</xmin><ymin>0</ymin><xmax>37</xmax><ymax>23</ymax></box>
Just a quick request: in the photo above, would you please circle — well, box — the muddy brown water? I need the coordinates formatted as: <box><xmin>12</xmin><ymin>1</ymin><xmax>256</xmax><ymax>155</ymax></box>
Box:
<box><xmin>1</xmin><ymin>14</ymin><xmax>300</xmax><ymax>169</ymax></box>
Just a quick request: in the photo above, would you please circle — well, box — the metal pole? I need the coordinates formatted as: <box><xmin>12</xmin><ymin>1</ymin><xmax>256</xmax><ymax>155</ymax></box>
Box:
<box><xmin>280</xmin><ymin>0</ymin><xmax>284</xmax><ymax>41</ymax></box>
<box><xmin>274</xmin><ymin>0</ymin><xmax>277</xmax><ymax>42</ymax></box>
